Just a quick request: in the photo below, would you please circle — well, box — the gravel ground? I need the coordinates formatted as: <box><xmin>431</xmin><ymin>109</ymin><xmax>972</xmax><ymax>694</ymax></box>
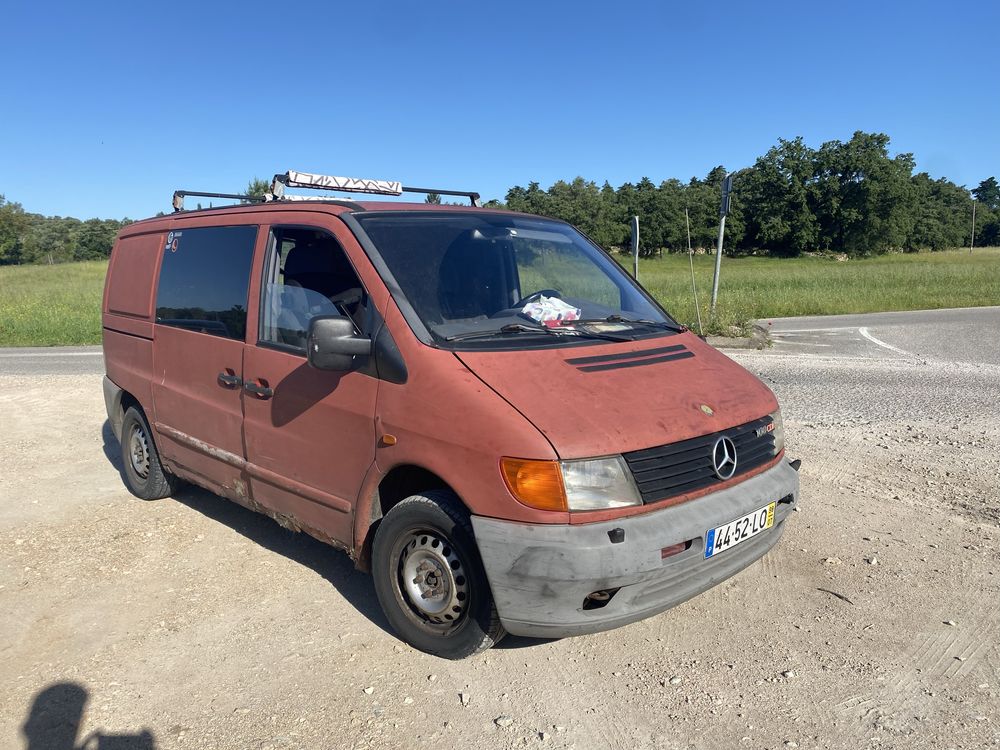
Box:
<box><xmin>2</xmin><ymin>322</ymin><xmax>999</xmax><ymax>749</ymax></box>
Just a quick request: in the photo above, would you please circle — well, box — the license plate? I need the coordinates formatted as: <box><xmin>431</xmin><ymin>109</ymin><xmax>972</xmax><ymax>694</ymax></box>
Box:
<box><xmin>704</xmin><ymin>502</ymin><xmax>776</xmax><ymax>558</ymax></box>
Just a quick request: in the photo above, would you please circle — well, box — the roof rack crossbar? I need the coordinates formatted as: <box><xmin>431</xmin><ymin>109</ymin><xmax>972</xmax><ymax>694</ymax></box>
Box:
<box><xmin>401</xmin><ymin>185</ymin><xmax>482</xmax><ymax>207</ymax></box>
<box><xmin>172</xmin><ymin>190</ymin><xmax>263</xmax><ymax>212</ymax></box>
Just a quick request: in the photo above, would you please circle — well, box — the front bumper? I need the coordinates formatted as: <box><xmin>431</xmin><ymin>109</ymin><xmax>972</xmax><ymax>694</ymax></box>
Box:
<box><xmin>471</xmin><ymin>459</ymin><xmax>799</xmax><ymax>638</ymax></box>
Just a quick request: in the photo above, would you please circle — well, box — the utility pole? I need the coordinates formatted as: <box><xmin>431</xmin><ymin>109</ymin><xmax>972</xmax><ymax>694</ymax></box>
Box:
<box><xmin>970</xmin><ymin>199</ymin><xmax>976</xmax><ymax>254</ymax></box>
<box><xmin>631</xmin><ymin>215</ymin><xmax>639</xmax><ymax>280</ymax></box>
<box><xmin>686</xmin><ymin>208</ymin><xmax>703</xmax><ymax>336</ymax></box>
<box><xmin>710</xmin><ymin>173</ymin><xmax>734</xmax><ymax>314</ymax></box>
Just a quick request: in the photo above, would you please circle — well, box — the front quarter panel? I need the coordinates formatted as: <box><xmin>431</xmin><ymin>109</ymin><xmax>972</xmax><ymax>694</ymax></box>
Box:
<box><xmin>372</xmin><ymin>302</ymin><xmax>564</xmax><ymax>525</ymax></box>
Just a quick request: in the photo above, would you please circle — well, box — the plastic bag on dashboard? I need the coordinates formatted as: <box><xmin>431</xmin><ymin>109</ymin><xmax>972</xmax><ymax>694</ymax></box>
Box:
<box><xmin>521</xmin><ymin>295</ymin><xmax>581</xmax><ymax>327</ymax></box>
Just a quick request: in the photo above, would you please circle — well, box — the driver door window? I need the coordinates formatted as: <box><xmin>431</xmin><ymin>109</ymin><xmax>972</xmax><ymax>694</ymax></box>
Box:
<box><xmin>260</xmin><ymin>227</ymin><xmax>367</xmax><ymax>350</ymax></box>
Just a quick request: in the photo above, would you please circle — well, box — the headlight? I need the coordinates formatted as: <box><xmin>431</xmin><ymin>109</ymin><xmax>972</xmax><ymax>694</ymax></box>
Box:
<box><xmin>501</xmin><ymin>455</ymin><xmax>643</xmax><ymax>512</ymax></box>
<box><xmin>560</xmin><ymin>456</ymin><xmax>643</xmax><ymax>510</ymax></box>
<box><xmin>769</xmin><ymin>409</ymin><xmax>785</xmax><ymax>454</ymax></box>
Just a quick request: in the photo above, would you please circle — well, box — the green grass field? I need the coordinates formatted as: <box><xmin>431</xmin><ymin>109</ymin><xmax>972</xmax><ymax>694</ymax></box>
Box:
<box><xmin>631</xmin><ymin>247</ymin><xmax>1000</xmax><ymax>335</ymax></box>
<box><xmin>0</xmin><ymin>261</ymin><xmax>107</xmax><ymax>346</ymax></box>
<box><xmin>1</xmin><ymin>249</ymin><xmax>998</xmax><ymax>345</ymax></box>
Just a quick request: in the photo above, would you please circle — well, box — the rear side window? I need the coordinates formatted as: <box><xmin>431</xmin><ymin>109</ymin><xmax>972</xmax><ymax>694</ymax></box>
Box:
<box><xmin>155</xmin><ymin>225</ymin><xmax>258</xmax><ymax>340</ymax></box>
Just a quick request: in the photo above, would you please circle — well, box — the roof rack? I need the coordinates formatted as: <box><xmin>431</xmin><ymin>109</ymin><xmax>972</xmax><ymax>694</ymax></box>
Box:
<box><xmin>171</xmin><ymin>170</ymin><xmax>482</xmax><ymax>211</ymax></box>
<box><xmin>171</xmin><ymin>190</ymin><xmax>265</xmax><ymax>212</ymax></box>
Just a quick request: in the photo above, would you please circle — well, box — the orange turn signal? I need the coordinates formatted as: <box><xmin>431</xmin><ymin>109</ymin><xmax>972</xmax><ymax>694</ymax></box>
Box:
<box><xmin>500</xmin><ymin>458</ymin><xmax>568</xmax><ymax>512</ymax></box>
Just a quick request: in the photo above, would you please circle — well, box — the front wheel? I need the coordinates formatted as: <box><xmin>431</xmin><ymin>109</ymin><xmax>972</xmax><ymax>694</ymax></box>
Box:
<box><xmin>372</xmin><ymin>491</ymin><xmax>506</xmax><ymax>658</ymax></box>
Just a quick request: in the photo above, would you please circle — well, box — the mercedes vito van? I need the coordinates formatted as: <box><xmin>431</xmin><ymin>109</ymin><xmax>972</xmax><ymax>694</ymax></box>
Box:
<box><xmin>102</xmin><ymin>171</ymin><xmax>799</xmax><ymax>659</ymax></box>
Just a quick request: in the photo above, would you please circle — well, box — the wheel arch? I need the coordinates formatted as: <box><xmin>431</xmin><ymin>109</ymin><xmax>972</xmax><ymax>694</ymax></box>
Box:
<box><xmin>354</xmin><ymin>464</ymin><xmax>466</xmax><ymax>573</ymax></box>
<box><xmin>103</xmin><ymin>375</ymin><xmax>143</xmax><ymax>442</ymax></box>
<box><xmin>120</xmin><ymin>390</ymin><xmax>142</xmax><ymax>415</ymax></box>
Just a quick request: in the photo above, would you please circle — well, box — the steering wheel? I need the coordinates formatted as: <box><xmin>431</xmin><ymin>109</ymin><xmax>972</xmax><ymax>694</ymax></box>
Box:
<box><xmin>513</xmin><ymin>289</ymin><xmax>562</xmax><ymax>308</ymax></box>
<box><xmin>330</xmin><ymin>287</ymin><xmax>363</xmax><ymax>308</ymax></box>
<box><xmin>328</xmin><ymin>287</ymin><xmax>363</xmax><ymax>316</ymax></box>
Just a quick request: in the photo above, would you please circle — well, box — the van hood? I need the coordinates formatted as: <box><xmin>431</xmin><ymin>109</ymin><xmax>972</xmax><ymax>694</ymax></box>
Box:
<box><xmin>455</xmin><ymin>332</ymin><xmax>778</xmax><ymax>459</ymax></box>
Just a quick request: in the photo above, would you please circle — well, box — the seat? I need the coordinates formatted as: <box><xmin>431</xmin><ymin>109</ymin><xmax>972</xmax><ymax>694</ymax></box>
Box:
<box><xmin>437</xmin><ymin>232</ymin><xmax>509</xmax><ymax>320</ymax></box>
<box><xmin>268</xmin><ymin>284</ymin><xmax>341</xmax><ymax>348</ymax></box>
<box><xmin>273</xmin><ymin>285</ymin><xmax>313</xmax><ymax>348</ymax></box>
<box><xmin>283</xmin><ymin>237</ymin><xmax>363</xmax><ymax>319</ymax></box>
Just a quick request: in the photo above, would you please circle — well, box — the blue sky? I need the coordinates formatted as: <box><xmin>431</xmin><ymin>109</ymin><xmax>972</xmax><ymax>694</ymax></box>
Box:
<box><xmin>2</xmin><ymin>1</ymin><xmax>997</xmax><ymax>219</ymax></box>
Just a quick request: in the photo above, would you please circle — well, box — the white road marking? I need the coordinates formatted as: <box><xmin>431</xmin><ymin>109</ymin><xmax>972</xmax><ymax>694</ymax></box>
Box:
<box><xmin>858</xmin><ymin>327</ymin><xmax>914</xmax><ymax>357</ymax></box>
<box><xmin>768</xmin><ymin>326</ymin><xmax>857</xmax><ymax>333</ymax></box>
<box><xmin>772</xmin><ymin>340</ymin><xmax>833</xmax><ymax>347</ymax></box>
<box><xmin>725</xmin><ymin>350</ymin><xmax>880</xmax><ymax>363</ymax></box>
<box><xmin>0</xmin><ymin>351</ymin><xmax>103</xmax><ymax>358</ymax></box>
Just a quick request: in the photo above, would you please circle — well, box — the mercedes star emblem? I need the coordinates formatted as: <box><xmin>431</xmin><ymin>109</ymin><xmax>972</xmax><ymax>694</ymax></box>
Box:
<box><xmin>711</xmin><ymin>436</ymin><xmax>738</xmax><ymax>480</ymax></box>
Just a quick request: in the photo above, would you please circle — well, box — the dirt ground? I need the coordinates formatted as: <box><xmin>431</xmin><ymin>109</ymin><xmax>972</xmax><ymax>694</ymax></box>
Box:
<box><xmin>2</xmin><ymin>341</ymin><xmax>999</xmax><ymax>749</ymax></box>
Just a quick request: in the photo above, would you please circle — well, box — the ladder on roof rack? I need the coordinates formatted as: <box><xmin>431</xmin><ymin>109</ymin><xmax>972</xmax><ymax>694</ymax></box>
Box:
<box><xmin>268</xmin><ymin>170</ymin><xmax>482</xmax><ymax>207</ymax></box>
<box><xmin>172</xmin><ymin>170</ymin><xmax>481</xmax><ymax>211</ymax></box>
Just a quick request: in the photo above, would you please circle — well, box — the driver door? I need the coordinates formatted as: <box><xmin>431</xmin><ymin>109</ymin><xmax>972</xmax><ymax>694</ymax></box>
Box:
<box><xmin>241</xmin><ymin>220</ymin><xmax>380</xmax><ymax>546</ymax></box>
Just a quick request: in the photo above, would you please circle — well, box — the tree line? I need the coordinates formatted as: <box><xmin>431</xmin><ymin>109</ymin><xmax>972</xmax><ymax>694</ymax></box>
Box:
<box><xmin>2</xmin><ymin>131</ymin><xmax>998</xmax><ymax>265</ymax></box>
<box><xmin>504</xmin><ymin>132</ymin><xmax>999</xmax><ymax>257</ymax></box>
<box><xmin>0</xmin><ymin>198</ymin><xmax>130</xmax><ymax>265</ymax></box>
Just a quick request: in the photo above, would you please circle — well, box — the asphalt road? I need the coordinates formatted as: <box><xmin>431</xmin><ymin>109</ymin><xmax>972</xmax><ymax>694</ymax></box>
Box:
<box><xmin>0</xmin><ymin>345</ymin><xmax>104</xmax><ymax>375</ymax></box>
<box><xmin>737</xmin><ymin>306</ymin><xmax>1000</xmax><ymax>428</ymax></box>
<box><xmin>760</xmin><ymin>306</ymin><xmax>1000</xmax><ymax>365</ymax></box>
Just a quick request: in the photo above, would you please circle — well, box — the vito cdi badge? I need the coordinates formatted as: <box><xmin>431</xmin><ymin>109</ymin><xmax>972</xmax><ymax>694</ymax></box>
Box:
<box><xmin>102</xmin><ymin>171</ymin><xmax>800</xmax><ymax>658</ymax></box>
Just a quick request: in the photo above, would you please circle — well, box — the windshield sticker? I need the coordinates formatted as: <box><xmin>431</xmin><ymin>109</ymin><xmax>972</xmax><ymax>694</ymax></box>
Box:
<box><xmin>165</xmin><ymin>231</ymin><xmax>182</xmax><ymax>252</ymax></box>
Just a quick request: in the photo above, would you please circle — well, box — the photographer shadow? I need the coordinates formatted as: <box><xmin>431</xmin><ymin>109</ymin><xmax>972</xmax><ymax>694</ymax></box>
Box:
<box><xmin>23</xmin><ymin>682</ymin><xmax>155</xmax><ymax>750</ymax></box>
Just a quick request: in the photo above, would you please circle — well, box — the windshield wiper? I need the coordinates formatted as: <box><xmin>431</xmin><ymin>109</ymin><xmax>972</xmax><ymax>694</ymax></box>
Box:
<box><xmin>445</xmin><ymin>323</ymin><xmax>558</xmax><ymax>342</ymax></box>
<box><xmin>554</xmin><ymin>327</ymin><xmax>633</xmax><ymax>342</ymax></box>
<box><xmin>566</xmin><ymin>315</ymin><xmax>685</xmax><ymax>333</ymax></box>
<box><xmin>445</xmin><ymin>322</ymin><xmax>632</xmax><ymax>343</ymax></box>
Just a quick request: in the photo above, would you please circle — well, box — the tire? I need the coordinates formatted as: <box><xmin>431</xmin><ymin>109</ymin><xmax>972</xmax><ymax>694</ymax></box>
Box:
<box><xmin>372</xmin><ymin>490</ymin><xmax>506</xmax><ymax>659</ymax></box>
<box><xmin>120</xmin><ymin>406</ymin><xmax>181</xmax><ymax>500</ymax></box>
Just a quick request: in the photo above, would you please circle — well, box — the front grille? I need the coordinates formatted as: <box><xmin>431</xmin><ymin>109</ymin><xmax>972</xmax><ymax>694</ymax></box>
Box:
<box><xmin>623</xmin><ymin>416</ymin><xmax>777</xmax><ymax>504</ymax></box>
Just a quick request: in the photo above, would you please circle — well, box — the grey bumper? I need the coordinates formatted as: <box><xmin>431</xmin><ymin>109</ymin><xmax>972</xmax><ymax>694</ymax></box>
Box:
<box><xmin>103</xmin><ymin>375</ymin><xmax>124</xmax><ymax>441</ymax></box>
<box><xmin>472</xmin><ymin>459</ymin><xmax>799</xmax><ymax>638</ymax></box>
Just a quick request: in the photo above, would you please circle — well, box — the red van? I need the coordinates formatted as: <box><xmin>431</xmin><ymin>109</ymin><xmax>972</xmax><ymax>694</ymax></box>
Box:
<box><xmin>102</xmin><ymin>171</ymin><xmax>799</xmax><ymax>659</ymax></box>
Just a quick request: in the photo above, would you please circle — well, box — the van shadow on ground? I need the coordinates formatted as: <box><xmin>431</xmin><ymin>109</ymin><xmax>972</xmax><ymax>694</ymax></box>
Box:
<box><xmin>22</xmin><ymin>682</ymin><xmax>155</xmax><ymax>750</ymax></box>
<box><xmin>100</xmin><ymin>420</ymin><xmax>392</xmax><ymax>638</ymax></box>
<box><xmin>100</xmin><ymin>420</ymin><xmax>545</xmax><ymax>651</ymax></box>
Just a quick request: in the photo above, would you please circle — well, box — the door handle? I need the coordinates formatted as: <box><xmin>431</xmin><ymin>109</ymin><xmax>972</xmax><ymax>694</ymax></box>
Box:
<box><xmin>217</xmin><ymin>371</ymin><xmax>242</xmax><ymax>388</ymax></box>
<box><xmin>244</xmin><ymin>379</ymin><xmax>273</xmax><ymax>399</ymax></box>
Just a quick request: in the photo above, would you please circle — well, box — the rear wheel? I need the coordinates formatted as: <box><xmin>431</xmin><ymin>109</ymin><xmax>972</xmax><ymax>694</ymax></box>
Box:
<box><xmin>372</xmin><ymin>491</ymin><xmax>505</xmax><ymax>659</ymax></box>
<box><xmin>120</xmin><ymin>406</ymin><xmax>181</xmax><ymax>500</ymax></box>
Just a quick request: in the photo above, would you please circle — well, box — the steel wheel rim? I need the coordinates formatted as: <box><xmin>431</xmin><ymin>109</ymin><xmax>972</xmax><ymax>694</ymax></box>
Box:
<box><xmin>395</xmin><ymin>529</ymin><xmax>469</xmax><ymax>628</ymax></box>
<box><xmin>128</xmin><ymin>423</ymin><xmax>151</xmax><ymax>479</ymax></box>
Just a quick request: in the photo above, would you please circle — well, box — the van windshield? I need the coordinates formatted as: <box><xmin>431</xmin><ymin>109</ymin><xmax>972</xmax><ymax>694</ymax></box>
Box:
<box><xmin>353</xmin><ymin>213</ymin><xmax>677</xmax><ymax>345</ymax></box>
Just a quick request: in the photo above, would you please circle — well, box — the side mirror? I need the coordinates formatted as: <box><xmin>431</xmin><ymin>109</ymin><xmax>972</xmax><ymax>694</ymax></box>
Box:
<box><xmin>307</xmin><ymin>316</ymin><xmax>371</xmax><ymax>371</ymax></box>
